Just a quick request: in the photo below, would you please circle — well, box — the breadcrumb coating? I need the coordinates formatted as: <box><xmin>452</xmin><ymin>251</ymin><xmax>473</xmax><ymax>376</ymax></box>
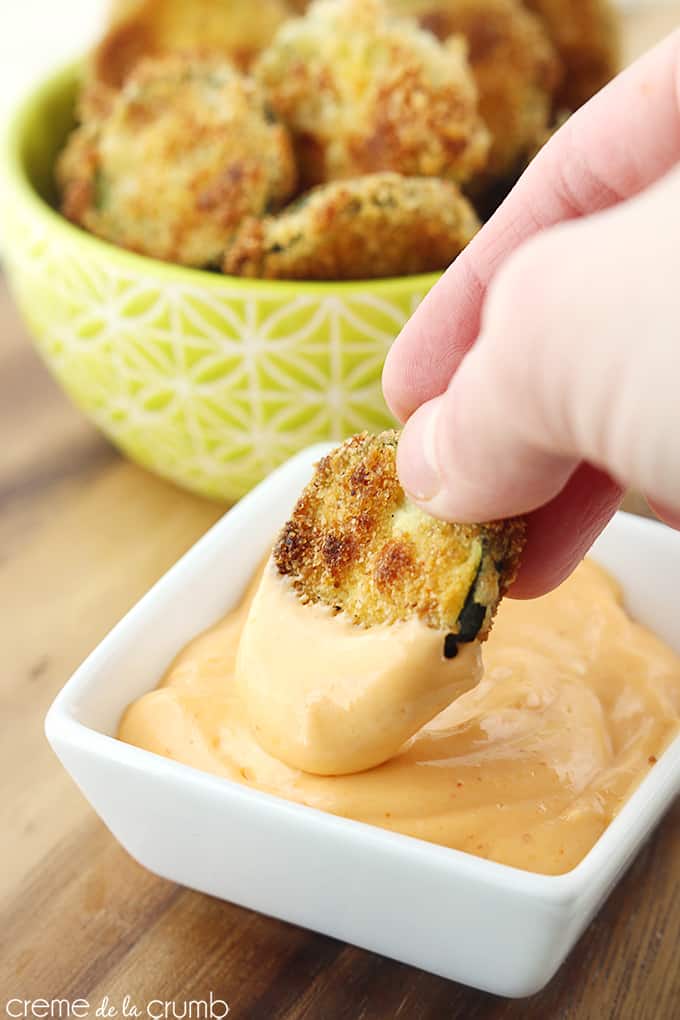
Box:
<box><xmin>57</xmin><ymin>55</ymin><xmax>297</xmax><ymax>268</ymax></box>
<box><xmin>274</xmin><ymin>431</ymin><xmax>526</xmax><ymax>638</ymax></box>
<box><xmin>392</xmin><ymin>0</ymin><xmax>561</xmax><ymax>182</ymax></box>
<box><xmin>523</xmin><ymin>0</ymin><xmax>619</xmax><ymax>110</ymax></box>
<box><xmin>82</xmin><ymin>0</ymin><xmax>292</xmax><ymax>118</ymax></box>
<box><xmin>254</xmin><ymin>0</ymin><xmax>490</xmax><ymax>188</ymax></box>
<box><xmin>224</xmin><ymin>173</ymin><xmax>480</xmax><ymax>280</ymax></box>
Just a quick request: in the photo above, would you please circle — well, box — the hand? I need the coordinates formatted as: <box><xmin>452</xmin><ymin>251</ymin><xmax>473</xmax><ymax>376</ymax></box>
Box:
<box><xmin>382</xmin><ymin>30</ymin><xmax>680</xmax><ymax>598</ymax></box>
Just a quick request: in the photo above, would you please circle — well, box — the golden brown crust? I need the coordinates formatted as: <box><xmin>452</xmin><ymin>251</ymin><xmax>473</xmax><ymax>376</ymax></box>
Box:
<box><xmin>57</xmin><ymin>54</ymin><xmax>297</xmax><ymax>268</ymax></box>
<box><xmin>522</xmin><ymin>0</ymin><xmax>619</xmax><ymax>111</ymax></box>
<box><xmin>390</xmin><ymin>0</ymin><xmax>562</xmax><ymax>183</ymax></box>
<box><xmin>274</xmin><ymin>431</ymin><xmax>526</xmax><ymax>638</ymax></box>
<box><xmin>88</xmin><ymin>0</ymin><xmax>291</xmax><ymax>89</ymax></box>
<box><xmin>78</xmin><ymin>0</ymin><xmax>294</xmax><ymax>123</ymax></box>
<box><xmin>254</xmin><ymin>0</ymin><xmax>490</xmax><ymax>188</ymax></box>
<box><xmin>223</xmin><ymin>173</ymin><xmax>480</xmax><ymax>280</ymax></box>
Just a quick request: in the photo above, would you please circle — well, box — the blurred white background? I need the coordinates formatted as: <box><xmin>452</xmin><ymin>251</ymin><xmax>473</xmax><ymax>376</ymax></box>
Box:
<box><xmin>0</xmin><ymin>0</ymin><xmax>106</xmax><ymax>131</ymax></box>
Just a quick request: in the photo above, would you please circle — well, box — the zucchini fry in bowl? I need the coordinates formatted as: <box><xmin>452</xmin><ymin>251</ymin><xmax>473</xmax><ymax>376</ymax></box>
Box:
<box><xmin>390</xmin><ymin>0</ymin><xmax>562</xmax><ymax>185</ymax></box>
<box><xmin>224</xmin><ymin>173</ymin><xmax>480</xmax><ymax>280</ymax></box>
<box><xmin>254</xmin><ymin>0</ymin><xmax>490</xmax><ymax>188</ymax></box>
<box><xmin>57</xmin><ymin>54</ymin><xmax>297</xmax><ymax>268</ymax></box>
<box><xmin>523</xmin><ymin>0</ymin><xmax>620</xmax><ymax>111</ymax></box>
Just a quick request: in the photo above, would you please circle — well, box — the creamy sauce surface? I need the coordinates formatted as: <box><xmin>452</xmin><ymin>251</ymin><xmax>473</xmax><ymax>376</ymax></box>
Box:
<box><xmin>119</xmin><ymin>559</ymin><xmax>680</xmax><ymax>875</ymax></box>
<box><xmin>236</xmin><ymin>560</ymin><xmax>482</xmax><ymax>776</ymax></box>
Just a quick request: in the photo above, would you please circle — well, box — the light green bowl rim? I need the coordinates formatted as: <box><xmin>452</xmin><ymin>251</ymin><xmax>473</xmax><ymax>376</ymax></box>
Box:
<box><xmin>1</xmin><ymin>60</ymin><xmax>444</xmax><ymax>297</ymax></box>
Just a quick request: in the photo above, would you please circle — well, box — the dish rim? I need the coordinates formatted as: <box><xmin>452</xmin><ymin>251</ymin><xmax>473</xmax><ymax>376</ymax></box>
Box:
<box><xmin>44</xmin><ymin>444</ymin><xmax>680</xmax><ymax>909</ymax></box>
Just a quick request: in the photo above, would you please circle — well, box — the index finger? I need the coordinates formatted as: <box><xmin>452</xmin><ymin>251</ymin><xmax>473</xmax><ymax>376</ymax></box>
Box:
<box><xmin>382</xmin><ymin>29</ymin><xmax>680</xmax><ymax>423</ymax></box>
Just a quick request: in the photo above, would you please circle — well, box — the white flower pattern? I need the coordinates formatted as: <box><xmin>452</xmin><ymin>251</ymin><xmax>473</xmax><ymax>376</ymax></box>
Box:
<box><xmin>4</xmin><ymin>204</ymin><xmax>433</xmax><ymax>501</ymax></box>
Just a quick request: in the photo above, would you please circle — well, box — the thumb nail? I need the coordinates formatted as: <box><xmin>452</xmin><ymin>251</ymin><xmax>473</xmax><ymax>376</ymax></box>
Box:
<box><xmin>397</xmin><ymin>398</ymin><xmax>443</xmax><ymax>502</ymax></box>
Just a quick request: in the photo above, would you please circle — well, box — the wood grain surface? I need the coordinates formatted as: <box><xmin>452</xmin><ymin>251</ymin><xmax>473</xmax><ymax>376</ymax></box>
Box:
<box><xmin>2</xmin><ymin>8</ymin><xmax>680</xmax><ymax>1016</ymax></box>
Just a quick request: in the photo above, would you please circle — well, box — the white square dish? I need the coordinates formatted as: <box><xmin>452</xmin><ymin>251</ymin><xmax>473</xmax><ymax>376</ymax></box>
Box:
<box><xmin>45</xmin><ymin>445</ymin><xmax>680</xmax><ymax>997</ymax></box>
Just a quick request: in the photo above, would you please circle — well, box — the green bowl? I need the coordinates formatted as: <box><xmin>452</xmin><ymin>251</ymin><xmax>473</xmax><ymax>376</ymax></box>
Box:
<box><xmin>0</xmin><ymin>64</ymin><xmax>440</xmax><ymax>502</ymax></box>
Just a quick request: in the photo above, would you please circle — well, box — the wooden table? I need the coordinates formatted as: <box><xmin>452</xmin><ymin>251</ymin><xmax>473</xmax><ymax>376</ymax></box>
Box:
<box><xmin>2</xmin><ymin>7</ymin><xmax>679</xmax><ymax>1016</ymax></box>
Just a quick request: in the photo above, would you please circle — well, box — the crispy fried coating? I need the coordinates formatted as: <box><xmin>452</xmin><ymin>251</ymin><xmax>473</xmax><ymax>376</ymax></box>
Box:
<box><xmin>82</xmin><ymin>0</ymin><xmax>292</xmax><ymax>118</ymax></box>
<box><xmin>274</xmin><ymin>431</ymin><xmax>525</xmax><ymax>639</ymax></box>
<box><xmin>390</xmin><ymin>0</ymin><xmax>561</xmax><ymax>182</ymax></box>
<box><xmin>57</xmin><ymin>54</ymin><xmax>297</xmax><ymax>268</ymax></box>
<box><xmin>523</xmin><ymin>0</ymin><xmax>619</xmax><ymax>110</ymax></box>
<box><xmin>254</xmin><ymin>0</ymin><xmax>490</xmax><ymax>188</ymax></box>
<box><xmin>224</xmin><ymin>173</ymin><xmax>480</xmax><ymax>281</ymax></box>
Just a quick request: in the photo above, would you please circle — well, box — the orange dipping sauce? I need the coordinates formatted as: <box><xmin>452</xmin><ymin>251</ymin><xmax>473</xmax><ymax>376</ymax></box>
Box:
<box><xmin>119</xmin><ymin>558</ymin><xmax>680</xmax><ymax>875</ymax></box>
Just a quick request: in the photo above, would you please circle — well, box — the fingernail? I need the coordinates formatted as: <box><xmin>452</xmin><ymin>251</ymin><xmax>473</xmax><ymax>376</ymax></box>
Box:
<box><xmin>397</xmin><ymin>398</ymin><xmax>442</xmax><ymax>502</ymax></box>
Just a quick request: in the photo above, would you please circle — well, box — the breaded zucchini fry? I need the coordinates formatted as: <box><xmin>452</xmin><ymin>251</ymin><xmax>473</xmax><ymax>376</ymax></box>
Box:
<box><xmin>58</xmin><ymin>54</ymin><xmax>297</xmax><ymax>268</ymax></box>
<box><xmin>85</xmin><ymin>0</ymin><xmax>291</xmax><ymax>117</ymax></box>
<box><xmin>254</xmin><ymin>0</ymin><xmax>490</xmax><ymax>188</ymax></box>
<box><xmin>96</xmin><ymin>0</ymin><xmax>287</xmax><ymax>81</ymax></box>
<box><xmin>274</xmin><ymin>431</ymin><xmax>526</xmax><ymax>642</ymax></box>
<box><xmin>391</xmin><ymin>0</ymin><xmax>561</xmax><ymax>183</ymax></box>
<box><xmin>522</xmin><ymin>0</ymin><xmax>619</xmax><ymax>110</ymax></box>
<box><xmin>224</xmin><ymin>173</ymin><xmax>480</xmax><ymax>280</ymax></box>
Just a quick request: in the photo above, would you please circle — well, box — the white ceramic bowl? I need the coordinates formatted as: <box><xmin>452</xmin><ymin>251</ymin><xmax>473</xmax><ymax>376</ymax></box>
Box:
<box><xmin>45</xmin><ymin>445</ymin><xmax>680</xmax><ymax>997</ymax></box>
